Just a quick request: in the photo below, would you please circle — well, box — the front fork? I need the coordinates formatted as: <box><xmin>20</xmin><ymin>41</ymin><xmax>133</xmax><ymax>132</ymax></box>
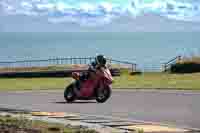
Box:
<box><xmin>72</xmin><ymin>80</ymin><xmax>82</xmax><ymax>97</ymax></box>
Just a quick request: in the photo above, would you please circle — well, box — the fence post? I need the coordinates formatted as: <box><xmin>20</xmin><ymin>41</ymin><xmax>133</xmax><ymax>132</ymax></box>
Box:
<box><xmin>60</xmin><ymin>58</ymin><xmax>63</xmax><ymax>64</ymax></box>
<box><xmin>132</xmin><ymin>64</ymin><xmax>136</xmax><ymax>72</ymax></box>
<box><xmin>178</xmin><ymin>55</ymin><xmax>181</xmax><ymax>63</ymax></box>
<box><xmin>74</xmin><ymin>58</ymin><xmax>76</xmax><ymax>64</ymax></box>
<box><xmin>56</xmin><ymin>58</ymin><xmax>58</xmax><ymax>65</ymax></box>
<box><xmin>89</xmin><ymin>57</ymin><xmax>92</xmax><ymax>63</ymax></box>
<box><xmin>84</xmin><ymin>58</ymin><xmax>87</xmax><ymax>64</ymax></box>
<box><xmin>135</xmin><ymin>64</ymin><xmax>137</xmax><ymax>72</ymax></box>
<box><xmin>65</xmin><ymin>58</ymin><xmax>67</xmax><ymax>64</ymax></box>
<box><xmin>70</xmin><ymin>57</ymin><xmax>72</xmax><ymax>64</ymax></box>
<box><xmin>131</xmin><ymin>64</ymin><xmax>134</xmax><ymax>72</ymax></box>
<box><xmin>163</xmin><ymin>63</ymin><xmax>166</xmax><ymax>72</ymax></box>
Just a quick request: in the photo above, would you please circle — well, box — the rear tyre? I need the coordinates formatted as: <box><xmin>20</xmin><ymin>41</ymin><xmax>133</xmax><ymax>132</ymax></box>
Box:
<box><xmin>96</xmin><ymin>86</ymin><xmax>112</xmax><ymax>103</ymax></box>
<box><xmin>64</xmin><ymin>84</ymin><xmax>76</xmax><ymax>103</ymax></box>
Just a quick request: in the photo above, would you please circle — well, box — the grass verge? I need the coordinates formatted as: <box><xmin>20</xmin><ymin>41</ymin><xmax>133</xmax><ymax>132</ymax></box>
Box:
<box><xmin>0</xmin><ymin>72</ymin><xmax>200</xmax><ymax>91</ymax></box>
<box><xmin>113</xmin><ymin>72</ymin><xmax>200</xmax><ymax>90</ymax></box>
<box><xmin>0</xmin><ymin>114</ymin><xmax>98</xmax><ymax>133</ymax></box>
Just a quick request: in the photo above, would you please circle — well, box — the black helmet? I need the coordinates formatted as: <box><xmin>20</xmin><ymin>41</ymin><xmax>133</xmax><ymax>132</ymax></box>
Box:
<box><xmin>95</xmin><ymin>54</ymin><xmax>106</xmax><ymax>66</ymax></box>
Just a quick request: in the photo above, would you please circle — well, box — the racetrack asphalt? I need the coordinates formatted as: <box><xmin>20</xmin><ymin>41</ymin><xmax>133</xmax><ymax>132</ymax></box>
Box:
<box><xmin>0</xmin><ymin>89</ymin><xmax>200</xmax><ymax>129</ymax></box>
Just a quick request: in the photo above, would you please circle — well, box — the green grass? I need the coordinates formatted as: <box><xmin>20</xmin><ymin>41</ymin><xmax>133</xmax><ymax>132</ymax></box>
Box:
<box><xmin>0</xmin><ymin>72</ymin><xmax>200</xmax><ymax>91</ymax></box>
<box><xmin>0</xmin><ymin>64</ymin><xmax>88</xmax><ymax>73</ymax></box>
<box><xmin>0</xmin><ymin>64</ymin><xmax>127</xmax><ymax>73</ymax></box>
<box><xmin>0</xmin><ymin>78</ymin><xmax>71</xmax><ymax>91</ymax></box>
<box><xmin>113</xmin><ymin>72</ymin><xmax>200</xmax><ymax>90</ymax></box>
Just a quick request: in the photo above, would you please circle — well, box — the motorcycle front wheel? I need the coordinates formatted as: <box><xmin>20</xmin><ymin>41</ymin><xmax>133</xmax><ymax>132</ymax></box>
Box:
<box><xmin>96</xmin><ymin>85</ymin><xmax>112</xmax><ymax>103</ymax></box>
<box><xmin>64</xmin><ymin>83</ymin><xmax>76</xmax><ymax>103</ymax></box>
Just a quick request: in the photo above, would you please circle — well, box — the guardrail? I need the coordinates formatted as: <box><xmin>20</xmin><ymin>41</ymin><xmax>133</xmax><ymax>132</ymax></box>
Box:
<box><xmin>0</xmin><ymin>57</ymin><xmax>95</xmax><ymax>68</ymax></box>
<box><xmin>0</xmin><ymin>57</ymin><xmax>138</xmax><ymax>73</ymax></box>
<box><xmin>162</xmin><ymin>56</ymin><xmax>181</xmax><ymax>72</ymax></box>
<box><xmin>107</xmin><ymin>58</ymin><xmax>137</xmax><ymax>72</ymax></box>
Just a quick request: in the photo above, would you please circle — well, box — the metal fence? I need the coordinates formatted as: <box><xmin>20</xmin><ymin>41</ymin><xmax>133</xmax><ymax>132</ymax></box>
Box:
<box><xmin>0</xmin><ymin>57</ymin><xmax>94</xmax><ymax>68</ymax></box>
<box><xmin>162</xmin><ymin>56</ymin><xmax>181</xmax><ymax>72</ymax></box>
<box><xmin>0</xmin><ymin>56</ymin><xmax>184</xmax><ymax>73</ymax></box>
<box><xmin>0</xmin><ymin>57</ymin><xmax>138</xmax><ymax>72</ymax></box>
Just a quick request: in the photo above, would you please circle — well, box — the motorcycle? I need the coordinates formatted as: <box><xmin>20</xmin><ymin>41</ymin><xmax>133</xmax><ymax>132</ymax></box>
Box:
<box><xmin>64</xmin><ymin>65</ymin><xmax>113</xmax><ymax>103</ymax></box>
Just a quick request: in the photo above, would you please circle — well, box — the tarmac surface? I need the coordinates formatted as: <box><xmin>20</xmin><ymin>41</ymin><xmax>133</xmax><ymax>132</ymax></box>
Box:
<box><xmin>0</xmin><ymin>89</ymin><xmax>200</xmax><ymax>129</ymax></box>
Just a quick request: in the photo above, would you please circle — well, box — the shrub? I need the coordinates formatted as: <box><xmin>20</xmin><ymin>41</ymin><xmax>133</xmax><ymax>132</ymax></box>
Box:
<box><xmin>170</xmin><ymin>56</ymin><xmax>200</xmax><ymax>73</ymax></box>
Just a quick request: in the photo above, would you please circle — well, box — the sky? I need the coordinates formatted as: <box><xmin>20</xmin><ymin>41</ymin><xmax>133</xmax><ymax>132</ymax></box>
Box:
<box><xmin>0</xmin><ymin>0</ymin><xmax>200</xmax><ymax>32</ymax></box>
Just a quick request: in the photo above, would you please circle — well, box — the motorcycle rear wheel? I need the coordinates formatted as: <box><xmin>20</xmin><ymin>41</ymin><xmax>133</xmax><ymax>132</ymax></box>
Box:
<box><xmin>96</xmin><ymin>86</ymin><xmax>112</xmax><ymax>103</ymax></box>
<box><xmin>64</xmin><ymin>84</ymin><xmax>76</xmax><ymax>103</ymax></box>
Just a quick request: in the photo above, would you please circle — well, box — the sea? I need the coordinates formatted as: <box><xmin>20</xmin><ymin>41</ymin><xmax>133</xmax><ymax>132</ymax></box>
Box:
<box><xmin>0</xmin><ymin>32</ymin><xmax>199</xmax><ymax>71</ymax></box>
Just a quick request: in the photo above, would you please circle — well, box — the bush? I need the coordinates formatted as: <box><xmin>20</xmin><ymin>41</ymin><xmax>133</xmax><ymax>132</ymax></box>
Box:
<box><xmin>170</xmin><ymin>63</ymin><xmax>200</xmax><ymax>73</ymax></box>
<box><xmin>169</xmin><ymin>56</ymin><xmax>200</xmax><ymax>73</ymax></box>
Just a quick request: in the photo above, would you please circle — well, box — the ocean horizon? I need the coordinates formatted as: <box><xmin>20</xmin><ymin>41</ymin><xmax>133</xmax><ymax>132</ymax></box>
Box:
<box><xmin>0</xmin><ymin>32</ymin><xmax>199</xmax><ymax>71</ymax></box>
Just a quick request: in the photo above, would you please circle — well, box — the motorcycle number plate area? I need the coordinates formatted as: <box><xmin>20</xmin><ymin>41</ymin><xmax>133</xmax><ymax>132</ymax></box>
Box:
<box><xmin>80</xmin><ymin>79</ymin><xmax>95</xmax><ymax>97</ymax></box>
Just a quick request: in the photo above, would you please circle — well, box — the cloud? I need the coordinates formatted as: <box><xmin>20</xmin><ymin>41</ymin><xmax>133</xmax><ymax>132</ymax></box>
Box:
<box><xmin>1</xmin><ymin>13</ymin><xmax>200</xmax><ymax>32</ymax></box>
<box><xmin>0</xmin><ymin>0</ymin><xmax>200</xmax><ymax>31</ymax></box>
<box><xmin>0</xmin><ymin>0</ymin><xmax>200</xmax><ymax>27</ymax></box>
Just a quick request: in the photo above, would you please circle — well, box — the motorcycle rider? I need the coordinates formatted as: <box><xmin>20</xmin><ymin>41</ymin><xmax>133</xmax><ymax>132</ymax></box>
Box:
<box><xmin>94</xmin><ymin>55</ymin><xmax>113</xmax><ymax>87</ymax></box>
<box><xmin>73</xmin><ymin>54</ymin><xmax>113</xmax><ymax>95</ymax></box>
